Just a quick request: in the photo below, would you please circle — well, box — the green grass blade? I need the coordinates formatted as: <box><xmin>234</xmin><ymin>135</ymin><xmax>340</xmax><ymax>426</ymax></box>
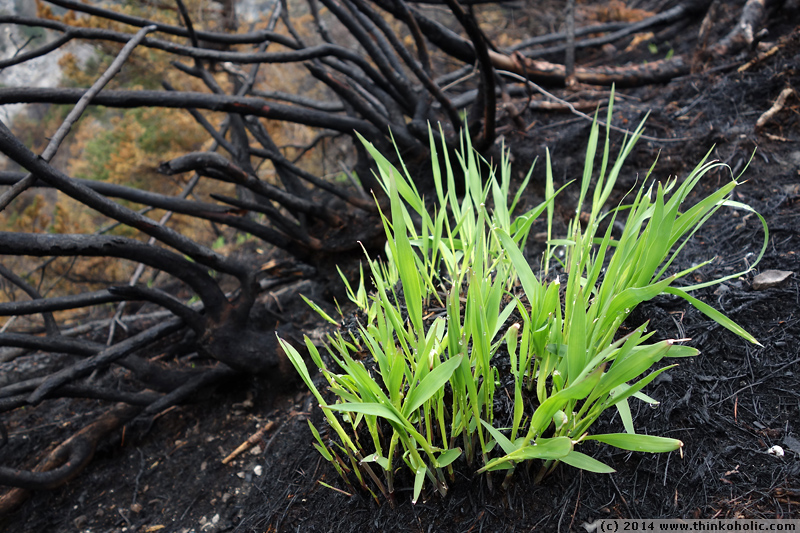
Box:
<box><xmin>585</xmin><ymin>433</ymin><xmax>683</xmax><ymax>453</ymax></box>
<box><xmin>529</xmin><ymin>365</ymin><xmax>604</xmax><ymax>437</ymax></box>
<box><xmin>480</xmin><ymin>419</ymin><xmax>517</xmax><ymax>456</ymax></box>
<box><xmin>665</xmin><ymin>287</ymin><xmax>760</xmax><ymax>345</ymax></box>
<box><xmin>560</xmin><ymin>451</ymin><xmax>616</xmax><ymax>473</ymax></box>
<box><xmin>300</xmin><ymin>294</ymin><xmax>339</xmax><ymax>325</ymax></box>
<box><xmin>329</xmin><ymin>402</ymin><xmax>406</xmax><ymax>427</ymax></box>
<box><xmin>495</xmin><ymin>228</ymin><xmax>542</xmax><ymax>303</ymax></box>
<box><xmin>615</xmin><ymin>398</ymin><xmax>635</xmax><ymax>435</ymax></box>
<box><xmin>402</xmin><ymin>354</ymin><xmax>463</xmax><ymax>417</ymax></box>
<box><xmin>478</xmin><ymin>436</ymin><xmax>573</xmax><ymax>473</ymax></box>
<box><xmin>437</xmin><ymin>447</ymin><xmax>462</xmax><ymax>468</ymax></box>
<box><xmin>412</xmin><ymin>465</ymin><xmax>426</xmax><ymax>504</ymax></box>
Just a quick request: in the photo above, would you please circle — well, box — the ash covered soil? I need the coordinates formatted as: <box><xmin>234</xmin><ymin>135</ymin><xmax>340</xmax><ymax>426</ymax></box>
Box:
<box><xmin>2</xmin><ymin>15</ymin><xmax>799</xmax><ymax>533</ymax></box>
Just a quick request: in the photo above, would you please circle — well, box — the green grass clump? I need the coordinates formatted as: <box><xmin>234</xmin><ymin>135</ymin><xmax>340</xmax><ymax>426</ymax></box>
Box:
<box><xmin>279</xmin><ymin>97</ymin><xmax>767</xmax><ymax>504</ymax></box>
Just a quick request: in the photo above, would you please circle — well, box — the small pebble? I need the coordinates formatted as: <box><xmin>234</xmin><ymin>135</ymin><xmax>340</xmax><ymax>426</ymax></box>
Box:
<box><xmin>752</xmin><ymin>270</ymin><xmax>793</xmax><ymax>290</ymax></box>
<box><xmin>253</xmin><ymin>465</ymin><xmax>263</xmax><ymax>476</ymax></box>
<box><xmin>73</xmin><ymin>515</ymin><xmax>88</xmax><ymax>529</ymax></box>
<box><xmin>767</xmin><ymin>445</ymin><xmax>785</xmax><ymax>457</ymax></box>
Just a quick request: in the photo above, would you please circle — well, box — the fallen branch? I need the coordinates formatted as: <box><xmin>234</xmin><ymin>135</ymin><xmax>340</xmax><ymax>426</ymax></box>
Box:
<box><xmin>0</xmin><ymin>403</ymin><xmax>141</xmax><ymax>513</ymax></box>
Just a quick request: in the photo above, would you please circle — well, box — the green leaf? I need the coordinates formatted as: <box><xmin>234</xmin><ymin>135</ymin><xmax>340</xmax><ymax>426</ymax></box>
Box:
<box><xmin>412</xmin><ymin>465</ymin><xmax>426</xmax><ymax>504</ymax></box>
<box><xmin>585</xmin><ymin>433</ymin><xmax>683</xmax><ymax>453</ymax></box>
<box><xmin>615</xmin><ymin>398</ymin><xmax>635</xmax><ymax>435</ymax></box>
<box><xmin>566</xmin><ymin>286</ymin><xmax>587</xmax><ymax>382</ymax></box>
<box><xmin>529</xmin><ymin>365</ymin><xmax>604</xmax><ymax>436</ymax></box>
<box><xmin>300</xmin><ymin>294</ymin><xmax>339</xmax><ymax>325</ymax></box>
<box><xmin>560</xmin><ymin>451</ymin><xmax>616</xmax><ymax>473</ymax></box>
<box><xmin>595</xmin><ymin>340</ymin><xmax>671</xmax><ymax>398</ymax></box>
<box><xmin>495</xmin><ymin>228</ymin><xmax>541</xmax><ymax>303</ymax></box>
<box><xmin>329</xmin><ymin>402</ymin><xmax>406</xmax><ymax>427</ymax></box>
<box><xmin>436</xmin><ymin>447</ymin><xmax>462</xmax><ymax>468</ymax></box>
<box><xmin>478</xmin><ymin>436</ymin><xmax>573</xmax><ymax>473</ymax></box>
<box><xmin>479</xmin><ymin>419</ymin><xmax>517</xmax><ymax>456</ymax></box>
<box><xmin>308</xmin><ymin>420</ymin><xmax>333</xmax><ymax>461</ymax></box>
<box><xmin>360</xmin><ymin>453</ymin><xmax>390</xmax><ymax>471</ymax></box>
<box><xmin>387</xmin><ymin>171</ymin><xmax>424</xmax><ymax>334</ymax></box>
<box><xmin>279</xmin><ymin>336</ymin><xmax>321</xmax><ymax>402</ymax></box>
<box><xmin>402</xmin><ymin>354</ymin><xmax>463</xmax><ymax>417</ymax></box>
<box><xmin>665</xmin><ymin>286</ymin><xmax>760</xmax><ymax>345</ymax></box>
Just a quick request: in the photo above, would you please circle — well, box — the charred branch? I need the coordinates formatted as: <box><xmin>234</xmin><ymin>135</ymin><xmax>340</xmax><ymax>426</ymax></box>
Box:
<box><xmin>0</xmin><ymin>403</ymin><xmax>140</xmax><ymax>497</ymax></box>
<box><xmin>0</xmin><ymin>171</ymin><xmax>228</xmax><ymax>216</ymax></box>
<box><xmin>0</xmin><ymin>263</ymin><xmax>60</xmax><ymax>335</ymax></box>
<box><xmin>511</xmin><ymin>1</ymin><xmax>713</xmax><ymax>59</ymax></box>
<box><xmin>318</xmin><ymin>0</ymin><xmax>416</xmax><ymax>111</ymax></box>
<box><xmin>489</xmin><ymin>53</ymin><xmax>690</xmax><ymax>88</ymax></box>
<box><xmin>43</xmin><ymin>0</ymin><xmax>300</xmax><ymax>47</ymax></box>
<box><xmin>0</xmin><ymin>424</ymin><xmax>95</xmax><ymax>490</ymax></box>
<box><xmin>0</xmin><ymin>289</ymin><xmax>120</xmax><ymax>316</ymax></box>
<box><xmin>0</xmin><ymin>232</ymin><xmax>229</xmax><ymax>314</ymax></box>
<box><xmin>710</xmin><ymin>0</ymin><xmax>771</xmax><ymax>57</ymax></box>
<box><xmin>157</xmin><ymin>152</ymin><xmax>342</xmax><ymax>225</ymax></box>
<box><xmin>0</xmin><ymin>172</ymin><xmax>304</xmax><ymax>253</ymax></box>
<box><xmin>442</xmin><ymin>0</ymin><xmax>496</xmax><ymax>149</ymax></box>
<box><xmin>0</xmin><ymin>332</ymin><xmax>105</xmax><ymax>356</ymax></box>
<box><xmin>27</xmin><ymin>318</ymin><xmax>184</xmax><ymax>404</ymax></box>
<box><xmin>0</xmin><ymin>120</ymin><xmax>245</xmax><ymax>281</ymax></box>
<box><xmin>0</xmin><ymin>387</ymin><xmax>162</xmax><ymax>413</ymax></box>
<box><xmin>248</xmin><ymin>89</ymin><xmax>344</xmax><ymax>112</ymax></box>
<box><xmin>0</xmin><ymin>87</ymin><xmax>378</xmax><ymax>136</ymax></box>
<box><xmin>142</xmin><ymin>363</ymin><xmax>236</xmax><ymax>415</ymax></box>
<box><xmin>210</xmin><ymin>193</ymin><xmax>314</xmax><ymax>246</ymax></box>
<box><xmin>247</xmin><ymin>144</ymin><xmax>375</xmax><ymax>210</ymax></box>
<box><xmin>372</xmin><ymin>0</ymin><xmax>475</xmax><ymax>63</ymax></box>
<box><xmin>349</xmin><ymin>0</ymin><xmax>461</xmax><ymax>127</ymax></box>
<box><xmin>106</xmin><ymin>285</ymin><xmax>204</xmax><ymax>332</ymax></box>
<box><xmin>174</xmin><ymin>0</ymin><xmax>200</xmax><ymax>50</ymax></box>
<box><xmin>0</xmin><ymin>16</ymin><xmax>312</xmax><ymax>70</ymax></box>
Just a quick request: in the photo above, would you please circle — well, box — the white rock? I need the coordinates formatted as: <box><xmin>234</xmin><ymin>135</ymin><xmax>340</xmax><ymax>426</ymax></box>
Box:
<box><xmin>767</xmin><ymin>445</ymin><xmax>785</xmax><ymax>457</ymax></box>
<box><xmin>752</xmin><ymin>270</ymin><xmax>793</xmax><ymax>290</ymax></box>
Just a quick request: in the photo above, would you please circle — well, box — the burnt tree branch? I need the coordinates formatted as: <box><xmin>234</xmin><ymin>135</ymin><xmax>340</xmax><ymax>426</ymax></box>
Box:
<box><xmin>0</xmin><ymin>232</ymin><xmax>228</xmax><ymax>313</ymax></box>
<box><xmin>0</xmin><ymin>120</ymin><xmax>246</xmax><ymax>281</ymax></box>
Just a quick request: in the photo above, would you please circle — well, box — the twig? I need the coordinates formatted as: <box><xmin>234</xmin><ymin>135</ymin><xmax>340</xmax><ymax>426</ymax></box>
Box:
<box><xmin>222</xmin><ymin>420</ymin><xmax>275</xmax><ymax>464</ymax></box>
<box><xmin>497</xmin><ymin>70</ymin><xmax>696</xmax><ymax>143</ymax></box>
<box><xmin>0</xmin><ymin>24</ymin><xmax>157</xmax><ymax>212</ymax></box>
<box><xmin>0</xmin><ymin>263</ymin><xmax>59</xmax><ymax>336</ymax></box>
<box><xmin>755</xmin><ymin>87</ymin><xmax>795</xmax><ymax>130</ymax></box>
<box><xmin>564</xmin><ymin>0</ymin><xmax>576</xmax><ymax>87</ymax></box>
<box><xmin>711</xmin><ymin>357</ymin><xmax>800</xmax><ymax>407</ymax></box>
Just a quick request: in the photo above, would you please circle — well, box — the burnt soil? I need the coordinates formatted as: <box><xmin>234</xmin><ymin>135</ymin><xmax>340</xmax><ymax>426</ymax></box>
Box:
<box><xmin>2</xmin><ymin>14</ymin><xmax>799</xmax><ymax>533</ymax></box>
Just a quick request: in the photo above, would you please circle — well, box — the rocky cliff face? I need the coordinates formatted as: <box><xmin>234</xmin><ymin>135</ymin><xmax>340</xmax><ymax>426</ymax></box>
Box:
<box><xmin>0</xmin><ymin>0</ymin><xmax>66</xmax><ymax>122</ymax></box>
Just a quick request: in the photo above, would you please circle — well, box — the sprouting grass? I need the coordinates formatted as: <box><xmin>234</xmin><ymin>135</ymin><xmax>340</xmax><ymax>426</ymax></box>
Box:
<box><xmin>278</xmin><ymin>95</ymin><xmax>768</xmax><ymax>504</ymax></box>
